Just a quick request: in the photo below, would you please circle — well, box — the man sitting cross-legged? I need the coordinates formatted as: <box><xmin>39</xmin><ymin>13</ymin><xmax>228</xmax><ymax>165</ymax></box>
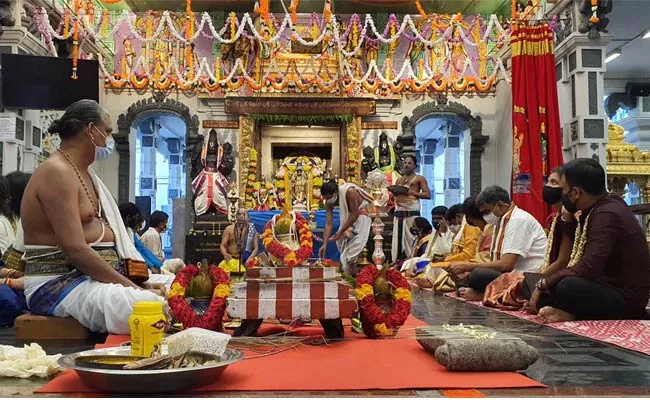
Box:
<box><xmin>447</xmin><ymin>186</ymin><xmax>547</xmax><ymax>300</ymax></box>
<box><xmin>413</xmin><ymin>197</ymin><xmax>487</xmax><ymax>291</ymax></box>
<box><xmin>21</xmin><ymin>100</ymin><xmax>165</xmax><ymax>334</ymax></box>
<box><xmin>529</xmin><ymin>159</ymin><xmax>650</xmax><ymax>322</ymax></box>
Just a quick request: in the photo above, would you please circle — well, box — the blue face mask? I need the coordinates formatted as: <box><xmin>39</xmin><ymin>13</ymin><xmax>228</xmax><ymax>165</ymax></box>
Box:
<box><xmin>90</xmin><ymin>126</ymin><xmax>115</xmax><ymax>162</ymax></box>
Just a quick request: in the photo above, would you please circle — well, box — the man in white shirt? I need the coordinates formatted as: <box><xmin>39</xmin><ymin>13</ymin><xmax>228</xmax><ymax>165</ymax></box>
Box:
<box><xmin>140</xmin><ymin>210</ymin><xmax>184</xmax><ymax>275</ymax></box>
<box><xmin>446</xmin><ymin>185</ymin><xmax>547</xmax><ymax>300</ymax></box>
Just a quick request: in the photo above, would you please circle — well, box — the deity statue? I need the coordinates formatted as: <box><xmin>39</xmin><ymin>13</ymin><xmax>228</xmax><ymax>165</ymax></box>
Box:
<box><xmin>192</xmin><ymin>129</ymin><xmax>231</xmax><ymax>216</ymax></box>
<box><xmin>449</xmin><ymin>26</ymin><xmax>468</xmax><ymax>82</ymax></box>
<box><xmin>364</xmin><ymin>30</ymin><xmax>378</xmax><ymax>70</ymax></box>
<box><xmin>290</xmin><ymin>164</ymin><xmax>309</xmax><ymax>212</ymax></box>
<box><xmin>219</xmin><ymin>141</ymin><xmax>236</xmax><ymax>182</ymax></box>
<box><xmin>361</xmin><ymin>146</ymin><xmax>378</xmax><ymax>178</ymax></box>
<box><xmin>407</xmin><ymin>20</ymin><xmax>427</xmax><ymax>79</ymax></box>
<box><xmin>253</xmin><ymin>177</ymin><xmax>276</xmax><ymax>212</ymax></box>
<box><xmin>123</xmin><ymin>39</ymin><xmax>136</xmax><ymax>73</ymax></box>
<box><xmin>373</xmin><ymin>132</ymin><xmax>401</xmax><ymax>185</ymax></box>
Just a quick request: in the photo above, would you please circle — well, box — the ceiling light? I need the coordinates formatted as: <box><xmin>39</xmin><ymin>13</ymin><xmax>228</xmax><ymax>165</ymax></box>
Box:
<box><xmin>605</xmin><ymin>50</ymin><xmax>621</xmax><ymax>64</ymax></box>
<box><xmin>643</xmin><ymin>30</ymin><xmax>650</xmax><ymax>39</ymax></box>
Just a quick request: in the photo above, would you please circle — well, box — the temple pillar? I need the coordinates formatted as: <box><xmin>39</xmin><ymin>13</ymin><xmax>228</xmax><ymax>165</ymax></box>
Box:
<box><xmin>555</xmin><ymin>2</ymin><xmax>612</xmax><ymax>168</ymax></box>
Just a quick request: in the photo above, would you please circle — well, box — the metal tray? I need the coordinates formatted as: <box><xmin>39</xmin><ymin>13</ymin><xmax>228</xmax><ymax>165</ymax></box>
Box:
<box><xmin>58</xmin><ymin>346</ymin><xmax>244</xmax><ymax>393</ymax></box>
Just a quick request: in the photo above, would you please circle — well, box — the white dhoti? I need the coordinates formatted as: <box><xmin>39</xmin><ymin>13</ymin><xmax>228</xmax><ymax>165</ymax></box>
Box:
<box><xmin>337</xmin><ymin>215</ymin><xmax>372</xmax><ymax>274</ymax></box>
<box><xmin>391</xmin><ymin>212</ymin><xmax>419</xmax><ymax>262</ymax></box>
<box><xmin>53</xmin><ymin>279</ymin><xmax>163</xmax><ymax>334</ymax></box>
<box><xmin>336</xmin><ymin>183</ymin><xmax>373</xmax><ymax>274</ymax></box>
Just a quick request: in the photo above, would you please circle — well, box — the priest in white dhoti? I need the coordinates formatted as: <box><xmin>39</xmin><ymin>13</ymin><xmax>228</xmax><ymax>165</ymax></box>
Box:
<box><xmin>21</xmin><ymin>100</ymin><xmax>166</xmax><ymax>335</ymax></box>
<box><xmin>401</xmin><ymin>206</ymin><xmax>454</xmax><ymax>276</ymax></box>
<box><xmin>389</xmin><ymin>156</ymin><xmax>431</xmax><ymax>263</ymax></box>
<box><xmin>319</xmin><ymin>180</ymin><xmax>373</xmax><ymax>274</ymax></box>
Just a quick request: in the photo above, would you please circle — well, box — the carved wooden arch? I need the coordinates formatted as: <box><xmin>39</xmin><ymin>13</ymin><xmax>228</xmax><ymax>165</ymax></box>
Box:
<box><xmin>115</xmin><ymin>95</ymin><xmax>201</xmax><ymax>229</ymax></box>
<box><xmin>397</xmin><ymin>97</ymin><xmax>489</xmax><ymax>197</ymax></box>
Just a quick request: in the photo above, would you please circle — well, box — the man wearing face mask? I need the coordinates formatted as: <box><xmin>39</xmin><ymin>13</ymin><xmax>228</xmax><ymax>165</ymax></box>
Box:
<box><xmin>320</xmin><ymin>180</ymin><xmax>373</xmax><ymax>274</ymax></box>
<box><xmin>529</xmin><ymin>159</ymin><xmax>650</xmax><ymax>322</ymax></box>
<box><xmin>414</xmin><ymin>199</ymin><xmax>483</xmax><ymax>290</ymax></box>
<box><xmin>141</xmin><ymin>210</ymin><xmax>185</xmax><ymax>275</ymax></box>
<box><xmin>448</xmin><ymin>185</ymin><xmax>547</xmax><ymax>301</ymax></box>
<box><xmin>20</xmin><ymin>100</ymin><xmax>166</xmax><ymax>334</ymax></box>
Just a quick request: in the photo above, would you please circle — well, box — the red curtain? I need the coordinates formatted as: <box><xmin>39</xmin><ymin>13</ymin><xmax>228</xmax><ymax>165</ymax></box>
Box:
<box><xmin>510</xmin><ymin>24</ymin><xmax>563</xmax><ymax>225</ymax></box>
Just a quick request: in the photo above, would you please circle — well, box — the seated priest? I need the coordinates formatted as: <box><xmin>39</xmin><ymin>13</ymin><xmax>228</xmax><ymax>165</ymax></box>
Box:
<box><xmin>119</xmin><ymin>202</ymin><xmax>165</xmax><ymax>274</ymax></box>
<box><xmin>410</xmin><ymin>217</ymin><xmax>433</xmax><ymax>258</ymax></box>
<box><xmin>219</xmin><ymin>208</ymin><xmax>259</xmax><ymax>273</ymax></box>
<box><xmin>448</xmin><ymin>185</ymin><xmax>547</xmax><ymax>300</ymax></box>
<box><xmin>482</xmin><ymin>168</ymin><xmax>577</xmax><ymax>310</ymax></box>
<box><xmin>400</xmin><ymin>206</ymin><xmax>452</xmax><ymax>277</ymax></box>
<box><xmin>140</xmin><ymin>211</ymin><xmax>185</xmax><ymax>275</ymax></box>
<box><xmin>21</xmin><ymin>99</ymin><xmax>165</xmax><ymax>334</ymax></box>
<box><xmin>320</xmin><ymin>179</ymin><xmax>373</xmax><ymax>274</ymax></box>
<box><xmin>529</xmin><ymin>159</ymin><xmax>650</xmax><ymax>322</ymax></box>
<box><xmin>414</xmin><ymin>197</ymin><xmax>484</xmax><ymax>291</ymax></box>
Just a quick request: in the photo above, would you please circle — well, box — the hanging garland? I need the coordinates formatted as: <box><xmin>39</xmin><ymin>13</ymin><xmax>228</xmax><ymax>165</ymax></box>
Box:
<box><xmin>249</xmin><ymin>114</ymin><xmax>353</xmax><ymax>125</ymax></box>
<box><xmin>167</xmin><ymin>265</ymin><xmax>230</xmax><ymax>330</ymax></box>
<box><xmin>355</xmin><ymin>266</ymin><xmax>411</xmax><ymax>339</ymax></box>
<box><xmin>261</xmin><ymin>212</ymin><xmax>313</xmax><ymax>267</ymax></box>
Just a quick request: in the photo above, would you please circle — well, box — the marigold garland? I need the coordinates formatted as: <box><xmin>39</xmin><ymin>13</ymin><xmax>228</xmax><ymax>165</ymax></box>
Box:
<box><xmin>261</xmin><ymin>212</ymin><xmax>313</xmax><ymax>267</ymax></box>
<box><xmin>355</xmin><ymin>266</ymin><xmax>411</xmax><ymax>339</ymax></box>
<box><xmin>168</xmin><ymin>264</ymin><xmax>230</xmax><ymax>330</ymax></box>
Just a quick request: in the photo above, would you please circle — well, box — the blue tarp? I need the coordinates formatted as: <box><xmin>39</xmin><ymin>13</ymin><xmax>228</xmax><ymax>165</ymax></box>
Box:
<box><xmin>248</xmin><ymin>210</ymin><xmax>341</xmax><ymax>261</ymax></box>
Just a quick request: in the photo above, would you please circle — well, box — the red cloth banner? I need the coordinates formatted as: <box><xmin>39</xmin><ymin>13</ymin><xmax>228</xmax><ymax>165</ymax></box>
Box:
<box><xmin>510</xmin><ymin>24</ymin><xmax>564</xmax><ymax>224</ymax></box>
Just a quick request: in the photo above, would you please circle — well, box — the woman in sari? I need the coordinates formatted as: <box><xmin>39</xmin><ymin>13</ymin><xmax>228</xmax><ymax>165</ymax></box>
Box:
<box><xmin>482</xmin><ymin>168</ymin><xmax>576</xmax><ymax>310</ymax></box>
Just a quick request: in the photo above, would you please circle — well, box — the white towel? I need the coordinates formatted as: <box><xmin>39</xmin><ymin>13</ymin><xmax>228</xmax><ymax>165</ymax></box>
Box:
<box><xmin>90</xmin><ymin>171</ymin><xmax>144</xmax><ymax>263</ymax></box>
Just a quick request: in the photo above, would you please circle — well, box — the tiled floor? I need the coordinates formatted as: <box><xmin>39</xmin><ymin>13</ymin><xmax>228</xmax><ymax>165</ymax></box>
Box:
<box><xmin>2</xmin><ymin>289</ymin><xmax>650</xmax><ymax>397</ymax></box>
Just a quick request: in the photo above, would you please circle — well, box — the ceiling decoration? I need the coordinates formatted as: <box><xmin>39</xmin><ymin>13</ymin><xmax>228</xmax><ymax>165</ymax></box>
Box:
<box><xmin>41</xmin><ymin>1</ymin><xmax>512</xmax><ymax>95</ymax></box>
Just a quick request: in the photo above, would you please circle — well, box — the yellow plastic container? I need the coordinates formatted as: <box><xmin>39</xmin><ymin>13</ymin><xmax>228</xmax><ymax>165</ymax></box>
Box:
<box><xmin>129</xmin><ymin>301</ymin><xmax>166</xmax><ymax>357</ymax></box>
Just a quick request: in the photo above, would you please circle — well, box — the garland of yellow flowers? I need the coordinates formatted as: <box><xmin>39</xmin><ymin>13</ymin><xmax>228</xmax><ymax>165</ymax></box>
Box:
<box><xmin>568</xmin><ymin>213</ymin><xmax>591</xmax><ymax>267</ymax></box>
<box><xmin>261</xmin><ymin>212</ymin><xmax>313</xmax><ymax>267</ymax></box>
<box><xmin>539</xmin><ymin>213</ymin><xmax>558</xmax><ymax>274</ymax></box>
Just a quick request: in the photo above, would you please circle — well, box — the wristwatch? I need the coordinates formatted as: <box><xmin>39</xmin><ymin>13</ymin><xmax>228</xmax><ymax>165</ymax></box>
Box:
<box><xmin>535</xmin><ymin>279</ymin><xmax>547</xmax><ymax>291</ymax></box>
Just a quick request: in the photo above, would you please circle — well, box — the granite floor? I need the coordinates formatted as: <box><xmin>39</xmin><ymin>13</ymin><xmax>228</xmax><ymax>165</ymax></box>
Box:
<box><xmin>1</xmin><ymin>289</ymin><xmax>650</xmax><ymax>397</ymax></box>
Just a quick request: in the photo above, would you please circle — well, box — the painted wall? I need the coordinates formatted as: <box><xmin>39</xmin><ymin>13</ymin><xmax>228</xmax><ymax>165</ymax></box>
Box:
<box><xmin>100</xmin><ymin>88</ymin><xmax>511</xmax><ymax>200</ymax></box>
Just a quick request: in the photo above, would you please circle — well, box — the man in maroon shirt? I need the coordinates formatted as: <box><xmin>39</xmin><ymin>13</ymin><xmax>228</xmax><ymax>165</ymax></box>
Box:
<box><xmin>529</xmin><ymin>158</ymin><xmax>650</xmax><ymax>322</ymax></box>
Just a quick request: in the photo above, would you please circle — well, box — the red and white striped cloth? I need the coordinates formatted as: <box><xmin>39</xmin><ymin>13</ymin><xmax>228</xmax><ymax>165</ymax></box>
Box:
<box><xmin>227</xmin><ymin>267</ymin><xmax>357</xmax><ymax>320</ymax></box>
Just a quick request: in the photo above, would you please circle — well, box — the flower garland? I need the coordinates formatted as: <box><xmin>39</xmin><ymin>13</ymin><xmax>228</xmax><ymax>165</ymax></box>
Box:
<box><xmin>568</xmin><ymin>213</ymin><xmax>591</xmax><ymax>267</ymax></box>
<box><xmin>261</xmin><ymin>212</ymin><xmax>313</xmax><ymax>267</ymax></box>
<box><xmin>167</xmin><ymin>265</ymin><xmax>230</xmax><ymax>330</ymax></box>
<box><xmin>355</xmin><ymin>266</ymin><xmax>411</xmax><ymax>339</ymax></box>
<box><xmin>441</xmin><ymin>323</ymin><xmax>497</xmax><ymax>340</ymax></box>
<box><xmin>539</xmin><ymin>213</ymin><xmax>558</xmax><ymax>275</ymax></box>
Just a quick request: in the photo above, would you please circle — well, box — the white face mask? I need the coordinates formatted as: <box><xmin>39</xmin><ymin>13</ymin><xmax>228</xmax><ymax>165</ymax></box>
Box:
<box><xmin>450</xmin><ymin>224</ymin><xmax>461</xmax><ymax>235</ymax></box>
<box><xmin>139</xmin><ymin>220</ymin><xmax>146</xmax><ymax>231</ymax></box>
<box><xmin>325</xmin><ymin>194</ymin><xmax>338</xmax><ymax>206</ymax></box>
<box><xmin>483</xmin><ymin>212</ymin><xmax>499</xmax><ymax>226</ymax></box>
<box><xmin>90</xmin><ymin>126</ymin><xmax>115</xmax><ymax>162</ymax></box>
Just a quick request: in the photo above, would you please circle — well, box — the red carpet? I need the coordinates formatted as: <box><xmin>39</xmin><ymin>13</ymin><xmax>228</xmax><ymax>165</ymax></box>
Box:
<box><xmin>37</xmin><ymin>316</ymin><xmax>543</xmax><ymax>393</ymax></box>
<box><xmin>444</xmin><ymin>292</ymin><xmax>650</xmax><ymax>356</ymax></box>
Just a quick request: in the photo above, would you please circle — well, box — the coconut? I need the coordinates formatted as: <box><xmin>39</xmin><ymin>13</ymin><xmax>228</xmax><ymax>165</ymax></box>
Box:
<box><xmin>188</xmin><ymin>259</ymin><xmax>215</xmax><ymax>299</ymax></box>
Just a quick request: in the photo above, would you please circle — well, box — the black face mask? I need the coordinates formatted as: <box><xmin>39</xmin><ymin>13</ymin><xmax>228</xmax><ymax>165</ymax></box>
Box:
<box><xmin>561</xmin><ymin>192</ymin><xmax>578</xmax><ymax>214</ymax></box>
<box><xmin>432</xmin><ymin>221</ymin><xmax>440</xmax><ymax>231</ymax></box>
<box><xmin>409</xmin><ymin>227</ymin><xmax>421</xmax><ymax>236</ymax></box>
<box><xmin>543</xmin><ymin>186</ymin><xmax>563</xmax><ymax>205</ymax></box>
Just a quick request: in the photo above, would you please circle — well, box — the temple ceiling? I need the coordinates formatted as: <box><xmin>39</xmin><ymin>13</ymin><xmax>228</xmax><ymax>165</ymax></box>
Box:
<box><xmin>123</xmin><ymin>0</ymin><xmax>511</xmax><ymax>16</ymax></box>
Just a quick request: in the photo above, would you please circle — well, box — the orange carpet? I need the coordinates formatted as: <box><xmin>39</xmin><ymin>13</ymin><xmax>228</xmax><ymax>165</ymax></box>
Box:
<box><xmin>37</xmin><ymin>316</ymin><xmax>544</xmax><ymax>393</ymax></box>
